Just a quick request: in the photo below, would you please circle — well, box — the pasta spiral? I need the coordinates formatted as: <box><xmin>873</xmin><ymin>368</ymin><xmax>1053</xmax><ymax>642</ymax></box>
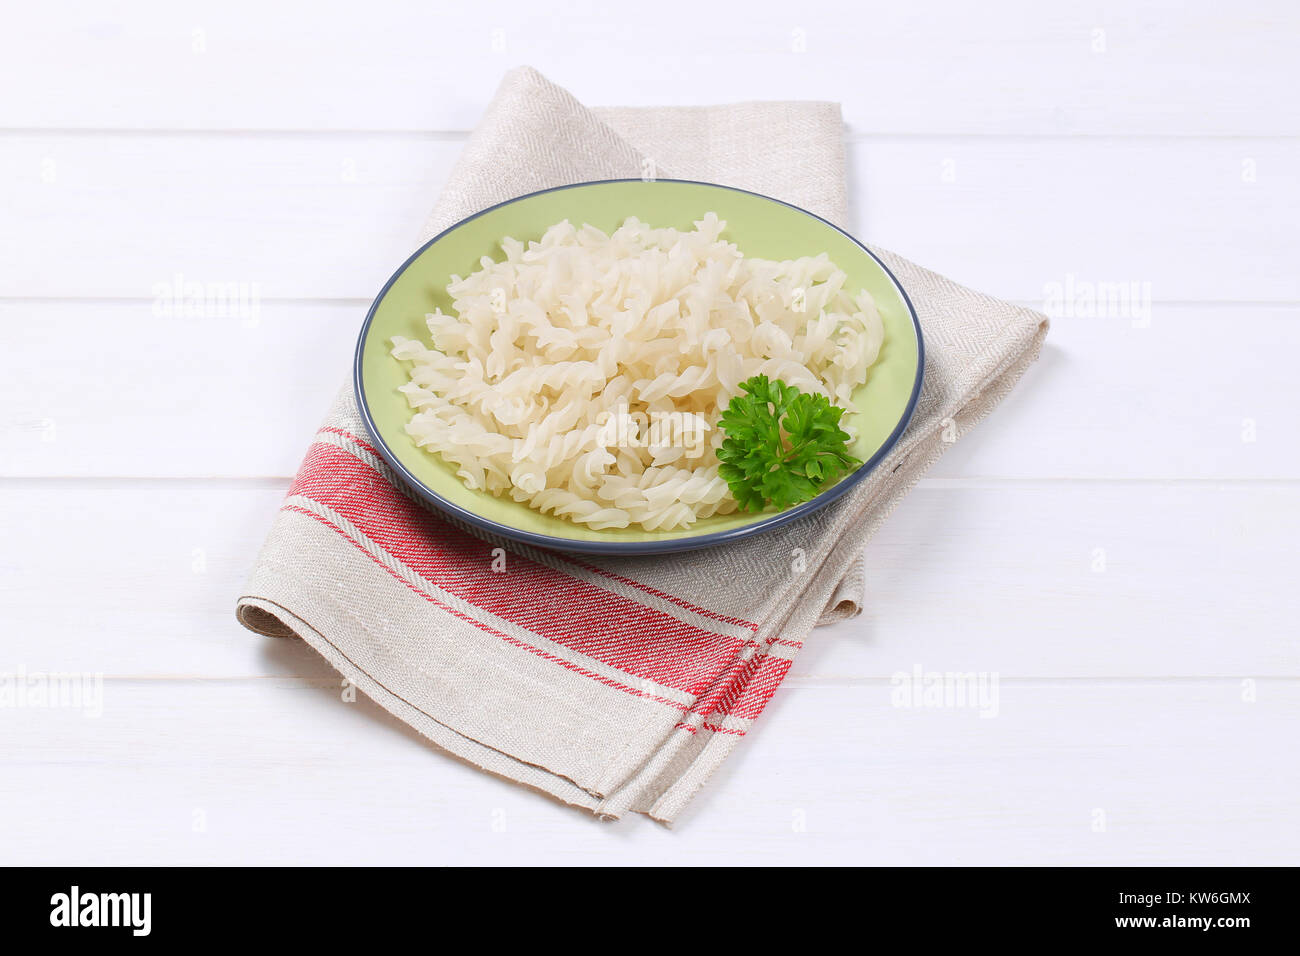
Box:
<box><xmin>392</xmin><ymin>213</ymin><xmax>885</xmax><ymax>531</ymax></box>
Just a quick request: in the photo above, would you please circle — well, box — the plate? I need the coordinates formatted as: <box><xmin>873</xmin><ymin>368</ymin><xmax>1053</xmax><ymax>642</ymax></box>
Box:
<box><xmin>354</xmin><ymin>179</ymin><xmax>923</xmax><ymax>554</ymax></box>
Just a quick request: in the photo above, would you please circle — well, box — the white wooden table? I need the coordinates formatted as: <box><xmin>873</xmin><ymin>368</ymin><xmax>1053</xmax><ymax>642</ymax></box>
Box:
<box><xmin>3</xmin><ymin>0</ymin><xmax>1297</xmax><ymax>865</ymax></box>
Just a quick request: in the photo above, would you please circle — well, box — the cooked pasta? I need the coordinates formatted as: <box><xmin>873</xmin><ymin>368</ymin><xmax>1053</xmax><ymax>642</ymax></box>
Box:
<box><xmin>391</xmin><ymin>213</ymin><xmax>885</xmax><ymax>531</ymax></box>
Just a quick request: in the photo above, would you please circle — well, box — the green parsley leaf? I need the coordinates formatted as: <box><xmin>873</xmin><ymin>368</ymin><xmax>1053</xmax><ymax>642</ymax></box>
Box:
<box><xmin>717</xmin><ymin>375</ymin><xmax>862</xmax><ymax>513</ymax></box>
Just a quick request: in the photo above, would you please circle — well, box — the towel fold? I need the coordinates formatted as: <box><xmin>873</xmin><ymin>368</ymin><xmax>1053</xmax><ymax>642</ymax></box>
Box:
<box><xmin>237</xmin><ymin>66</ymin><xmax>1048</xmax><ymax>823</ymax></box>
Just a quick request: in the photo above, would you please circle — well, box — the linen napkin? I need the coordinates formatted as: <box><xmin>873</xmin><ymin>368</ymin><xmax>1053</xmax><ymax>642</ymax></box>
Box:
<box><xmin>237</xmin><ymin>66</ymin><xmax>1049</xmax><ymax>823</ymax></box>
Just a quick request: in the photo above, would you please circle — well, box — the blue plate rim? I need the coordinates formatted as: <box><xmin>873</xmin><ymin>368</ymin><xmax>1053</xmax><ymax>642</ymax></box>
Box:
<box><xmin>353</xmin><ymin>178</ymin><xmax>925</xmax><ymax>555</ymax></box>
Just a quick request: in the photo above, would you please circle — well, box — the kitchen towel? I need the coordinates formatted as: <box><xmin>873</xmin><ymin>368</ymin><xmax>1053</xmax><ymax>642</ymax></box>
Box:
<box><xmin>237</xmin><ymin>66</ymin><xmax>1049</xmax><ymax>823</ymax></box>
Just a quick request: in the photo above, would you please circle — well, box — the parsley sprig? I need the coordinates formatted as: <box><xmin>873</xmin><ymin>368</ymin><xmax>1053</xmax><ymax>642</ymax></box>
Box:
<box><xmin>717</xmin><ymin>375</ymin><xmax>862</xmax><ymax>513</ymax></box>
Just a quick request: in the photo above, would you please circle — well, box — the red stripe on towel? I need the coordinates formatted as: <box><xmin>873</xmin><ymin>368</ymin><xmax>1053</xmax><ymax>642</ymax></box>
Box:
<box><xmin>282</xmin><ymin>503</ymin><xmax>693</xmax><ymax>712</ymax></box>
<box><xmin>289</xmin><ymin>442</ymin><xmax>753</xmax><ymax>695</ymax></box>
<box><xmin>324</xmin><ymin>425</ymin><xmax>762</xmax><ymax>633</ymax></box>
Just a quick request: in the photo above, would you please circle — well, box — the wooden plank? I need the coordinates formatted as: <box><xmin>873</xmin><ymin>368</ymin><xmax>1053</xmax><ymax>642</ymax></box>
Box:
<box><xmin>0</xmin><ymin>301</ymin><xmax>359</xmax><ymax>479</ymax></box>
<box><xmin>1</xmin><ymin>678</ymin><xmax>1294</xmax><ymax>863</ymax></box>
<box><xmin>3</xmin><ymin>301</ymin><xmax>1296</xmax><ymax>481</ymax></box>
<box><xmin>3</xmin><ymin>1</ymin><xmax>1297</xmax><ymax>135</ymax></box>
<box><xmin>925</xmin><ymin>304</ymin><xmax>1300</xmax><ymax>481</ymax></box>
<box><xmin>1</xmin><ymin>482</ymin><xmax>1295</xmax><ymax>679</ymax></box>
<box><xmin>0</xmin><ymin>132</ymin><xmax>454</xmax><ymax>302</ymax></box>
<box><xmin>853</xmin><ymin>138</ymin><xmax>1300</xmax><ymax>305</ymax></box>
<box><xmin>4</xmin><ymin>133</ymin><xmax>1296</xmax><ymax>301</ymax></box>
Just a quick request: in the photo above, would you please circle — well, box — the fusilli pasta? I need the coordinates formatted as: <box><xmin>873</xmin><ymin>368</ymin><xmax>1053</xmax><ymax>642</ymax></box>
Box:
<box><xmin>392</xmin><ymin>213</ymin><xmax>885</xmax><ymax>531</ymax></box>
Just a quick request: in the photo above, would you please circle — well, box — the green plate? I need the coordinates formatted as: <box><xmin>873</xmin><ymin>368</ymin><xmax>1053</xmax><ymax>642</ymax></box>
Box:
<box><xmin>354</xmin><ymin>179</ymin><xmax>923</xmax><ymax>554</ymax></box>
